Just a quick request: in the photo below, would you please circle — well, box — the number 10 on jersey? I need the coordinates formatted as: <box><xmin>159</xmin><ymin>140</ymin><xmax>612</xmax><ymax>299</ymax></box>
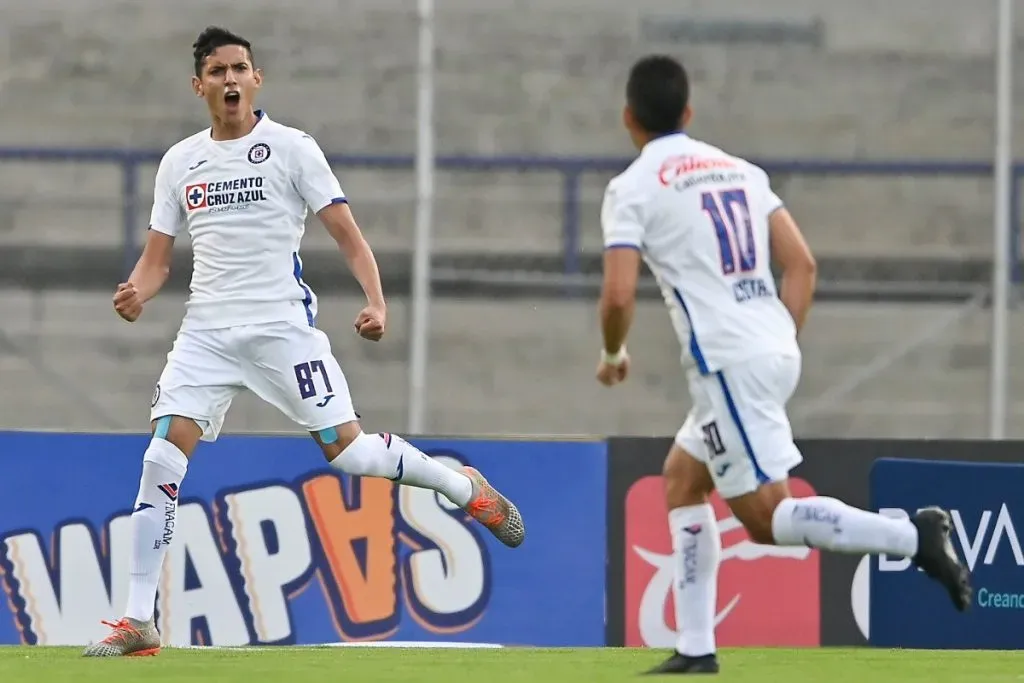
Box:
<box><xmin>702</xmin><ymin>188</ymin><xmax>756</xmax><ymax>275</ymax></box>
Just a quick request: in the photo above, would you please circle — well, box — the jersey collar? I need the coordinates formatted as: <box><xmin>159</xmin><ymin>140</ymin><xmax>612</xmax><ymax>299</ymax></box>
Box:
<box><xmin>208</xmin><ymin>109</ymin><xmax>269</xmax><ymax>142</ymax></box>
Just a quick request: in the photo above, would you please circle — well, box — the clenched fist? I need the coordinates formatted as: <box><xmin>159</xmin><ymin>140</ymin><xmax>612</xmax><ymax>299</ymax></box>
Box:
<box><xmin>596</xmin><ymin>348</ymin><xmax>630</xmax><ymax>387</ymax></box>
<box><xmin>113</xmin><ymin>282</ymin><xmax>143</xmax><ymax>322</ymax></box>
<box><xmin>354</xmin><ymin>303</ymin><xmax>386</xmax><ymax>341</ymax></box>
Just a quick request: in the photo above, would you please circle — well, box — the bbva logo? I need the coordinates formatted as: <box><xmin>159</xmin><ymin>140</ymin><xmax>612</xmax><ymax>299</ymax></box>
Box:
<box><xmin>877</xmin><ymin>504</ymin><xmax>1024</xmax><ymax>573</ymax></box>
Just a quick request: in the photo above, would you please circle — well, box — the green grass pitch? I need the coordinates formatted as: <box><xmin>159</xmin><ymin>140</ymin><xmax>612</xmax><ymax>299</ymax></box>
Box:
<box><xmin>1</xmin><ymin>646</ymin><xmax>1022</xmax><ymax>682</ymax></box>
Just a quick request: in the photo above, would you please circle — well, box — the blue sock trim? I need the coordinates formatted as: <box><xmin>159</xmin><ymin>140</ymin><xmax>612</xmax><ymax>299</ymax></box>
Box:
<box><xmin>318</xmin><ymin>427</ymin><xmax>339</xmax><ymax>444</ymax></box>
<box><xmin>153</xmin><ymin>415</ymin><xmax>172</xmax><ymax>440</ymax></box>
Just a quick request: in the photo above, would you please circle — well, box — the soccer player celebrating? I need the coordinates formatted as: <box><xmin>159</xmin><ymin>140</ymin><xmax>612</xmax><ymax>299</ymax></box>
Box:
<box><xmin>84</xmin><ymin>26</ymin><xmax>524</xmax><ymax>657</ymax></box>
<box><xmin>596</xmin><ymin>55</ymin><xmax>970</xmax><ymax>675</ymax></box>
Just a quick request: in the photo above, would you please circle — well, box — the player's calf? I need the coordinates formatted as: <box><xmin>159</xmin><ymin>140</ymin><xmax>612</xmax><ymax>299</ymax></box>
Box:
<box><xmin>87</xmin><ymin>415</ymin><xmax>196</xmax><ymax>661</ymax></box>
<box><xmin>315</xmin><ymin>424</ymin><xmax>472</xmax><ymax>504</ymax></box>
<box><xmin>767</xmin><ymin>493</ymin><xmax>921</xmax><ymax>556</ymax></box>
<box><xmin>662</xmin><ymin>444</ymin><xmax>719</xmax><ymax>661</ymax></box>
<box><xmin>732</xmin><ymin>485</ymin><xmax>971</xmax><ymax>612</ymax></box>
<box><xmin>315</xmin><ymin>424</ymin><xmax>525</xmax><ymax>548</ymax></box>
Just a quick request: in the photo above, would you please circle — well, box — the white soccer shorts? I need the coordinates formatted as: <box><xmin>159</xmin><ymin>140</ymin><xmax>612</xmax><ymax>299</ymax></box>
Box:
<box><xmin>675</xmin><ymin>353</ymin><xmax>804</xmax><ymax>500</ymax></box>
<box><xmin>150</xmin><ymin>320</ymin><xmax>358</xmax><ymax>442</ymax></box>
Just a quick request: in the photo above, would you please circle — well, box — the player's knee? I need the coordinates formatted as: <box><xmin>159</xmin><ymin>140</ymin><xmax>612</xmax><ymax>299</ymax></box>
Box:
<box><xmin>728</xmin><ymin>481</ymin><xmax>792</xmax><ymax>545</ymax></box>
<box><xmin>663</xmin><ymin>444</ymin><xmax>713</xmax><ymax>508</ymax></box>
<box><xmin>312</xmin><ymin>421</ymin><xmax>362</xmax><ymax>461</ymax></box>
<box><xmin>150</xmin><ymin>415</ymin><xmax>202</xmax><ymax>458</ymax></box>
<box><xmin>727</xmin><ymin>498</ymin><xmax>777</xmax><ymax>544</ymax></box>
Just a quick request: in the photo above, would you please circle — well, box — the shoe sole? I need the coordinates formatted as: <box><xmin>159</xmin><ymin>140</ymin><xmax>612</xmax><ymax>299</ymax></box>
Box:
<box><xmin>84</xmin><ymin>647</ymin><xmax>160</xmax><ymax>658</ymax></box>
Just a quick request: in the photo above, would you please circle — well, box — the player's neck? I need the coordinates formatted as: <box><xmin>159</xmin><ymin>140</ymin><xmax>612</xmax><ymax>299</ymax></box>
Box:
<box><xmin>646</xmin><ymin>129</ymin><xmax>685</xmax><ymax>145</ymax></box>
<box><xmin>632</xmin><ymin>128</ymin><xmax>685</xmax><ymax>151</ymax></box>
<box><xmin>210</xmin><ymin>109</ymin><xmax>259</xmax><ymax>142</ymax></box>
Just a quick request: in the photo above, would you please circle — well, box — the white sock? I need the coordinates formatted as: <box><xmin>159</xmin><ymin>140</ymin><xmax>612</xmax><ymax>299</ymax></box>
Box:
<box><xmin>330</xmin><ymin>431</ymin><xmax>473</xmax><ymax>507</ymax></box>
<box><xmin>124</xmin><ymin>439</ymin><xmax>188</xmax><ymax>622</ymax></box>
<box><xmin>771</xmin><ymin>496</ymin><xmax>918</xmax><ymax>557</ymax></box>
<box><xmin>669</xmin><ymin>504</ymin><xmax>720</xmax><ymax>657</ymax></box>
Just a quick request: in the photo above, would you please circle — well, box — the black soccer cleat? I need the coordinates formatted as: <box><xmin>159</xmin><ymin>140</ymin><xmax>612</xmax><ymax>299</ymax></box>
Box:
<box><xmin>644</xmin><ymin>651</ymin><xmax>720</xmax><ymax>675</ymax></box>
<box><xmin>911</xmin><ymin>506</ymin><xmax>973</xmax><ymax>612</ymax></box>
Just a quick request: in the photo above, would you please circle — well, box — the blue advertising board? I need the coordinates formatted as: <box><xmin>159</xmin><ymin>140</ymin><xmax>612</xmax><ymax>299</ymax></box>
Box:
<box><xmin>870</xmin><ymin>458</ymin><xmax>1024</xmax><ymax>649</ymax></box>
<box><xmin>0</xmin><ymin>431</ymin><xmax>607</xmax><ymax>648</ymax></box>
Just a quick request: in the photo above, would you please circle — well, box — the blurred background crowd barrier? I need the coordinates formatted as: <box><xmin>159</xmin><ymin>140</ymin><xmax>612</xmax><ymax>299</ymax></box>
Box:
<box><xmin>0</xmin><ymin>0</ymin><xmax>1022</xmax><ymax>438</ymax></box>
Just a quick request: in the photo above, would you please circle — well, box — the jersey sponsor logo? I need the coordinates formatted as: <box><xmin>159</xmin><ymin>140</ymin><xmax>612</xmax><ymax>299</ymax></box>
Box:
<box><xmin>0</xmin><ymin>452</ymin><xmax>492</xmax><ymax>646</ymax></box>
<box><xmin>151</xmin><ymin>382</ymin><xmax>161</xmax><ymax>407</ymax></box>
<box><xmin>732</xmin><ymin>277</ymin><xmax>774</xmax><ymax>303</ymax></box>
<box><xmin>658</xmin><ymin>156</ymin><xmax>737</xmax><ymax>186</ymax></box>
<box><xmin>185</xmin><ymin>177</ymin><xmax>268</xmax><ymax>213</ymax></box>
<box><xmin>247</xmin><ymin>143</ymin><xmax>271</xmax><ymax>165</ymax></box>
<box><xmin>624</xmin><ymin>475</ymin><xmax>820</xmax><ymax>647</ymax></box>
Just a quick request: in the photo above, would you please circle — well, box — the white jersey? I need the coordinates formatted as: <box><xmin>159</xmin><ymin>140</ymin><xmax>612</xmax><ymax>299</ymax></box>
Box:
<box><xmin>149</xmin><ymin>111</ymin><xmax>344</xmax><ymax>331</ymax></box>
<box><xmin>601</xmin><ymin>133</ymin><xmax>799</xmax><ymax>374</ymax></box>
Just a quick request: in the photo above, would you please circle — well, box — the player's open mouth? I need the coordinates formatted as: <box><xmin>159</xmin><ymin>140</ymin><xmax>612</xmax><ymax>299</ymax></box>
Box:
<box><xmin>224</xmin><ymin>91</ymin><xmax>241</xmax><ymax>107</ymax></box>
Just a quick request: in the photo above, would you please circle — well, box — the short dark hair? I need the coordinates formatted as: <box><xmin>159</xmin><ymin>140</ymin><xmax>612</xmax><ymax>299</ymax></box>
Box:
<box><xmin>192</xmin><ymin>26</ymin><xmax>255</xmax><ymax>77</ymax></box>
<box><xmin>626</xmin><ymin>55</ymin><xmax>689</xmax><ymax>135</ymax></box>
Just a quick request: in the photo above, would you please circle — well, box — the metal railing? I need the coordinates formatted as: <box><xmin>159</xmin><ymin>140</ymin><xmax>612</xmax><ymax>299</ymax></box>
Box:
<box><xmin>0</xmin><ymin>148</ymin><xmax>1021</xmax><ymax>279</ymax></box>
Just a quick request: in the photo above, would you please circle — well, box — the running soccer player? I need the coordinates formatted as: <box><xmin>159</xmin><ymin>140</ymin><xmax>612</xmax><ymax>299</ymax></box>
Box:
<box><xmin>596</xmin><ymin>55</ymin><xmax>971</xmax><ymax>676</ymax></box>
<box><xmin>83</xmin><ymin>26</ymin><xmax>524</xmax><ymax>657</ymax></box>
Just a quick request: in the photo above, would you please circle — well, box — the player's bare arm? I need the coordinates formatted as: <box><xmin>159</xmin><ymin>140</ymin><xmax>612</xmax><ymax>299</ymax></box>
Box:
<box><xmin>317</xmin><ymin>201</ymin><xmax>387</xmax><ymax>341</ymax></box>
<box><xmin>769</xmin><ymin>207</ymin><xmax>817</xmax><ymax>333</ymax></box>
<box><xmin>597</xmin><ymin>246</ymin><xmax>641</xmax><ymax>386</ymax></box>
<box><xmin>113</xmin><ymin>229</ymin><xmax>174</xmax><ymax>322</ymax></box>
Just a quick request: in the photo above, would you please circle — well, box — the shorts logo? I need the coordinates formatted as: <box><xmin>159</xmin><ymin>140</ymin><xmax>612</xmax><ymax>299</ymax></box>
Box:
<box><xmin>247</xmin><ymin>143</ymin><xmax>271</xmax><ymax>165</ymax></box>
<box><xmin>185</xmin><ymin>183</ymin><xmax>208</xmax><ymax>210</ymax></box>
<box><xmin>624</xmin><ymin>475</ymin><xmax>820</xmax><ymax>647</ymax></box>
<box><xmin>151</xmin><ymin>383</ymin><xmax>161</xmax><ymax>407</ymax></box>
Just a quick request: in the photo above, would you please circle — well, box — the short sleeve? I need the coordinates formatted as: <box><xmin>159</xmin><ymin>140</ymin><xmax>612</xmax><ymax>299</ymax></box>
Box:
<box><xmin>291</xmin><ymin>133</ymin><xmax>346</xmax><ymax>213</ymax></box>
<box><xmin>753</xmin><ymin>164</ymin><xmax>784</xmax><ymax>215</ymax></box>
<box><xmin>601</xmin><ymin>176</ymin><xmax>646</xmax><ymax>250</ymax></box>
<box><xmin>148</xmin><ymin>151</ymin><xmax>184</xmax><ymax>237</ymax></box>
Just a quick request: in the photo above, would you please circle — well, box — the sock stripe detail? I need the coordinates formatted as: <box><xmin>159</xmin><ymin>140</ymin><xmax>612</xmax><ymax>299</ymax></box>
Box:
<box><xmin>157</xmin><ymin>483</ymin><xmax>179</xmax><ymax>501</ymax></box>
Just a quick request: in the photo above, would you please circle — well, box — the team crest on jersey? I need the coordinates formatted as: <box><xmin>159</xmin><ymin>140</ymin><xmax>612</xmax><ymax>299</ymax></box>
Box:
<box><xmin>247</xmin><ymin>143</ymin><xmax>271</xmax><ymax>165</ymax></box>
<box><xmin>185</xmin><ymin>183</ymin><xmax>208</xmax><ymax>211</ymax></box>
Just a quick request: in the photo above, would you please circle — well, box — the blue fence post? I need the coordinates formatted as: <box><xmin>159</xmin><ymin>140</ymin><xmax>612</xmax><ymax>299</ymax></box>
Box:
<box><xmin>562</xmin><ymin>170</ymin><xmax>581</xmax><ymax>275</ymax></box>
<box><xmin>121</xmin><ymin>156</ymin><xmax>139</xmax><ymax>278</ymax></box>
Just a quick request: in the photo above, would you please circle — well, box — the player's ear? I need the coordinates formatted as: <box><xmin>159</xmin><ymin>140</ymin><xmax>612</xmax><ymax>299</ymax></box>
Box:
<box><xmin>681</xmin><ymin>104</ymin><xmax>693</xmax><ymax>130</ymax></box>
<box><xmin>192</xmin><ymin>75</ymin><xmax>203</xmax><ymax>98</ymax></box>
<box><xmin>622</xmin><ymin>104</ymin><xmax>633</xmax><ymax>131</ymax></box>
<box><xmin>253</xmin><ymin>68</ymin><xmax>264</xmax><ymax>88</ymax></box>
